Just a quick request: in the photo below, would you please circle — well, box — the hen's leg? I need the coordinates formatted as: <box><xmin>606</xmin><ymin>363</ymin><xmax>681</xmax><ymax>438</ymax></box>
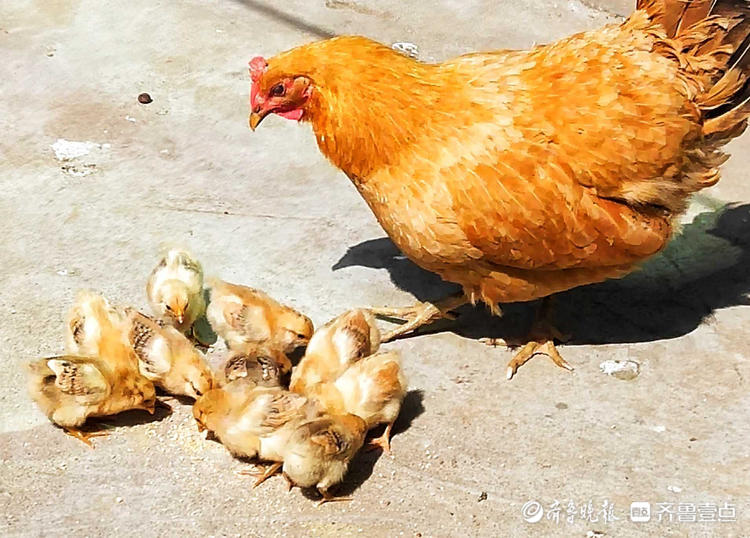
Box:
<box><xmin>505</xmin><ymin>297</ymin><xmax>573</xmax><ymax>380</ymax></box>
<box><xmin>371</xmin><ymin>292</ymin><xmax>467</xmax><ymax>342</ymax></box>
<box><xmin>64</xmin><ymin>427</ymin><xmax>109</xmax><ymax>449</ymax></box>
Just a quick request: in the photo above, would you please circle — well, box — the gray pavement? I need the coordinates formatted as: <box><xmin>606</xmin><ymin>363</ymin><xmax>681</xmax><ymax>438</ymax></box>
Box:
<box><xmin>1</xmin><ymin>1</ymin><xmax>748</xmax><ymax>536</ymax></box>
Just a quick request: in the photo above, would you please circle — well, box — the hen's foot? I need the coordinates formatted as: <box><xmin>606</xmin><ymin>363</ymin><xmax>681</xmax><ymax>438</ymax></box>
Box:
<box><xmin>366</xmin><ymin>422</ymin><xmax>393</xmax><ymax>455</ymax></box>
<box><xmin>371</xmin><ymin>293</ymin><xmax>467</xmax><ymax>342</ymax></box>
<box><xmin>237</xmin><ymin>462</ymin><xmax>283</xmax><ymax>488</ymax></box>
<box><xmin>506</xmin><ymin>340</ymin><xmax>573</xmax><ymax>380</ymax></box>
<box><xmin>64</xmin><ymin>427</ymin><xmax>108</xmax><ymax>449</ymax></box>
<box><xmin>505</xmin><ymin>297</ymin><xmax>573</xmax><ymax>380</ymax></box>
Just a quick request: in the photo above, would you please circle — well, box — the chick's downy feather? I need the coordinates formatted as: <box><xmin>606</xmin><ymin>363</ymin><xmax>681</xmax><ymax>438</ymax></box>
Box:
<box><xmin>125</xmin><ymin>309</ymin><xmax>214</xmax><ymax>399</ymax></box>
<box><xmin>290</xmin><ymin>309</ymin><xmax>380</xmax><ymax>395</ymax></box>
<box><xmin>282</xmin><ymin>413</ymin><xmax>367</xmax><ymax>498</ymax></box>
<box><xmin>206</xmin><ymin>278</ymin><xmax>313</xmax><ymax>355</ymax></box>
<box><xmin>147</xmin><ymin>248</ymin><xmax>205</xmax><ymax>333</ymax></box>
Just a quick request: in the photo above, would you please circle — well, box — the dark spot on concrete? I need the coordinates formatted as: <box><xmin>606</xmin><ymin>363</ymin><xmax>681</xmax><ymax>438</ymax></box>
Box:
<box><xmin>555</xmin><ymin>402</ymin><xmax>568</xmax><ymax>409</ymax></box>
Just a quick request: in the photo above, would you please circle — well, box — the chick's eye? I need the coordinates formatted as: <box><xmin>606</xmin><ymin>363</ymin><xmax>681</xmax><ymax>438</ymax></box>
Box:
<box><xmin>270</xmin><ymin>83</ymin><xmax>285</xmax><ymax>97</ymax></box>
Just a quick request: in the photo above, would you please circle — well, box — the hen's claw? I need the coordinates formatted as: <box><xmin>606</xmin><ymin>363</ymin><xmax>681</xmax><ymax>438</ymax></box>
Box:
<box><xmin>506</xmin><ymin>340</ymin><xmax>573</xmax><ymax>380</ymax></box>
<box><xmin>370</xmin><ymin>293</ymin><xmax>467</xmax><ymax>342</ymax></box>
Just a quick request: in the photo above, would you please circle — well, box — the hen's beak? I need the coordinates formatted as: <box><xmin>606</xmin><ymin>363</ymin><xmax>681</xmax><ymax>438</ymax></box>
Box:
<box><xmin>249</xmin><ymin>111</ymin><xmax>267</xmax><ymax>131</ymax></box>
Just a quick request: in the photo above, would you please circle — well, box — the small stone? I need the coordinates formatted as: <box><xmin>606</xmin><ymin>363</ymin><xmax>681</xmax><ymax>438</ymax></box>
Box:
<box><xmin>667</xmin><ymin>485</ymin><xmax>682</xmax><ymax>493</ymax></box>
<box><xmin>115</xmin><ymin>497</ymin><xmax>123</xmax><ymax>503</ymax></box>
<box><xmin>138</xmin><ymin>92</ymin><xmax>153</xmax><ymax>104</ymax></box>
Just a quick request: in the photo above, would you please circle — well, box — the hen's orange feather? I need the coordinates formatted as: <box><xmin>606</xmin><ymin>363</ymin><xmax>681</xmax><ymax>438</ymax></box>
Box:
<box><xmin>258</xmin><ymin>0</ymin><xmax>750</xmax><ymax>307</ymax></box>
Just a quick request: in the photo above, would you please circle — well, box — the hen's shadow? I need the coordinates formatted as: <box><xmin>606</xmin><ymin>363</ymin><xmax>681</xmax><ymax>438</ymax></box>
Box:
<box><xmin>333</xmin><ymin>202</ymin><xmax>750</xmax><ymax>345</ymax></box>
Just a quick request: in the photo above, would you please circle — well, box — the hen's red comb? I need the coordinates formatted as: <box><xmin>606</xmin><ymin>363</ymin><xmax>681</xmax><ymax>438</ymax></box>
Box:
<box><xmin>249</xmin><ymin>56</ymin><xmax>268</xmax><ymax>82</ymax></box>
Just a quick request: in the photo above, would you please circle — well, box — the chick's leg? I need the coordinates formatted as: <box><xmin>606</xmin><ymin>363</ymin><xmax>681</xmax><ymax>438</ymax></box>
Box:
<box><xmin>367</xmin><ymin>422</ymin><xmax>394</xmax><ymax>455</ymax></box>
<box><xmin>238</xmin><ymin>462</ymin><xmax>283</xmax><ymax>488</ymax></box>
<box><xmin>505</xmin><ymin>297</ymin><xmax>573</xmax><ymax>380</ymax></box>
<box><xmin>317</xmin><ymin>487</ymin><xmax>353</xmax><ymax>506</ymax></box>
<box><xmin>64</xmin><ymin>427</ymin><xmax>109</xmax><ymax>449</ymax></box>
<box><xmin>372</xmin><ymin>292</ymin><xmax>467</xmax><ymax>342</ymax></box>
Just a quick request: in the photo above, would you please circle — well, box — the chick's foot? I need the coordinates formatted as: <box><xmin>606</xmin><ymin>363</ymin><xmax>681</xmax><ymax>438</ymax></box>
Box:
<box><xmin>237</xmin><ymin>462</ymin><xmax>282</xmax><ymax>488</ymax></box>
<box><xmin>64</xmin><ymin>427</ymin><xmax>109</xmax><ymax>448</ymax></box>
<box><xmin>366</xmin><ymin>422</ymin><xmax>393</xmax><ymax>455</ymax></box>
<box><xmin>317</xmin><ymin>488</ymin><xmax>353</xmax><ymax>506</ymax></box>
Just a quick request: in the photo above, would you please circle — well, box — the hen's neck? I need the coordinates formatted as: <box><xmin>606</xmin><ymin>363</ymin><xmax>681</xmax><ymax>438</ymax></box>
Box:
<box><xmin>306</xmin><ymin>57</ymin><xmax>444</xmax><ymax>182</ymax></box>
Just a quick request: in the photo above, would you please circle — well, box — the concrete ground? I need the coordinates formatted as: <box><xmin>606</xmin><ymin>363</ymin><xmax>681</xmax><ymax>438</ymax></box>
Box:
<box><xmin>1</xmin><ymin>0</ymin><xmax>749</xmax><ymax>536</ymax></box>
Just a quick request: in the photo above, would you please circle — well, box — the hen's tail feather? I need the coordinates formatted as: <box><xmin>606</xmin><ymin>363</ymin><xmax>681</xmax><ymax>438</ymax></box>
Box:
<box><xmin>637</xmin><ymin>0</ymin><xmax>750</xmax><ymax>134</ymax></box>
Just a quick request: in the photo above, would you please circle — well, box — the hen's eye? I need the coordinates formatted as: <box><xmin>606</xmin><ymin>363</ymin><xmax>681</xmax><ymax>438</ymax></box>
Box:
<box><xmin>270</xmin><ymin>83</ymin><xmax>285</xmax><ymax>97</ymax></box>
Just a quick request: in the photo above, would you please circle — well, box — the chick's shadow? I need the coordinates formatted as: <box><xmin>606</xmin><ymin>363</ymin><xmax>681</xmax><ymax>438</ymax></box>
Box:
<box><xmin>332</xmin><ymin>203</ymin><xmax>750</xmax><ymax>345</ymax></box>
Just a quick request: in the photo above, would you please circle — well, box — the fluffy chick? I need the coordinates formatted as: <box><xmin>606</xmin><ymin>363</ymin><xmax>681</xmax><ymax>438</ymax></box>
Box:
<box><xmin>65</xmin><ymin>290</ymin><xmax>126</xmax><ymax>357</ymax></box>
<box><xmin>29</xmin><ymin>318</ymin><xmax>157</xmax><ymax>448</ymax></box>
<box><xmin>282</xmin><ymin>413</ymin><xmax>367</xmax><ymax>504</ymax></box>
<box><xmin>146</xmin><ymin>248</ymin><xmax>205</xmax><ymax>334</ymax></box>
<box><xmin>125</xmin><ymin>309</ymin><xmax>214</xmax><ymax>399</ymax></box>
<box><xmin>205</xmin><ymin>278</ymin><xmax>313</xmax><ymax>354</ymax></box>
<box><xmin>306</xmin><ymin>351</ymin><xmax>407</xmax><ymax>454</ymax></box>
<box><xmin>290</xmin><ymin>309</ymin><xmax>379</xmax><ymax>395</ymax></box>
<box><xmin>218</xmin><ymin>348</ymin><xmax>284</xmax><ymax>387</ymax></box>
<box><xmin>193</xmin><ymin>381</ymin><xmax>321</xmax><ymax>486</ymax></box>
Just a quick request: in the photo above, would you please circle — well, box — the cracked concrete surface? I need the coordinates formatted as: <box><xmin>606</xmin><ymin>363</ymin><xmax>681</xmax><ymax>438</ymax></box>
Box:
<box><xmin>1</xmin><ymin>0</ymin><xmax>749</xmax><ymax>536</ymax></box>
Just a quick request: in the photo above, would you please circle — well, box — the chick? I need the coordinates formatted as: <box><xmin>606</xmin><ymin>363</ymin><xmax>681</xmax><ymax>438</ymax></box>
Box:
<box><xmin>290</xmin><ymin>309</ymin><xmax>379</xmax><ymax>395</ymax></box>
<box><xmin>306</xmin><ymin>351</ymin><xmax>407</xmax><ymax>454</ymax></box>
<box><xmin>146</xmin><ymin>248</ymin><xmax>205</xmax><ymax>334</ymax></box>
<box><xmin>124</xmin><ymin>308</ymin><xmax>214</xmax><ymax>399</ymax></box>
<box><xmin>65</xmin><ymin>290</ymin><xmax>126</xmax><ymax>357</ymax></box>
<box><xmin>282</xmin><ymin>413</ymin><xmax>367</xmax><ymax>505</ymax></box>
<box><xmin>193</xmin><ymin>381</ymin><xmax>321</xmax><ymax>486</ymax></box>
<box><xmin>29</xmin><ymin>320</ymin><xmax>158</xmax><ymax>448</ymax></box>
<box><xmin>218</xmin><ymin>348</ymin><xmax>283</xmax><ymax>388</ymax></box>
<box><xmin>205</xmin><ymin>278</ymin><xmax>313</xmax><ymax>355</ymax></box>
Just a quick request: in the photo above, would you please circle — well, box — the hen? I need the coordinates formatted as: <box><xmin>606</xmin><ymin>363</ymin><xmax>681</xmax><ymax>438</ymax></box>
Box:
<box><xmin>249</xmin><ymin>0</ymin><xmax>750</xmax><ymax>378</ymax></box>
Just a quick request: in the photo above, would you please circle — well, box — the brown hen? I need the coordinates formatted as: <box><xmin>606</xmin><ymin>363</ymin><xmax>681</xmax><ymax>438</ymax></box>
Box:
<box><xmin>249</xmin><ymin>0</ymin><xmax>750</xmax><ymax>378</ymax></box>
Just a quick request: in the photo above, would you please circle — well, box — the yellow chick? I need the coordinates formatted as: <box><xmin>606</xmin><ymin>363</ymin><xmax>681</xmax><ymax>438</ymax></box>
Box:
<box><xmin>218</xmin><ymin>349</ymin><xmax>284</xmax><ymax>387</ymax></box>
<box><xmin>65</xmin><ymin>290</ymin><xmax>126</xmax><ymax>357</ymax></box>
<box><xmin>193</xmin><ymin>381</ymin><xmax>321</xmax><ymax>486</ymax></box>
<box><xmin>282</xmin><ymin>413</ymin><xmax>367</xmax><ymax>505</ymax></box>
<box><xmin>290</xmin><ymin>309</ymin><xmax>379</xmax><ymax>395</ymax></box>
<box><xmin>205</xmin><ymin>278</ymin><xmax>314</xmax><ymax>354</ymax></box>
<box><xmin>124</xmin><ymin>309</ymin><xmax>214</xmax><ymax>399</ymax></box>
<box><xmin>29</xmin><ymin>315</ymin><xmax>158</xmax><ymax>448</ymax></box>
<box><xmin>306</xmin><ymin>351</ymin><xmax>407</xmax><ymax>454</ymax></box>
<box><xmin>146</xmin><ymin>248</ymin><xmax>205</xmax><ymax>334</ymax></box>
